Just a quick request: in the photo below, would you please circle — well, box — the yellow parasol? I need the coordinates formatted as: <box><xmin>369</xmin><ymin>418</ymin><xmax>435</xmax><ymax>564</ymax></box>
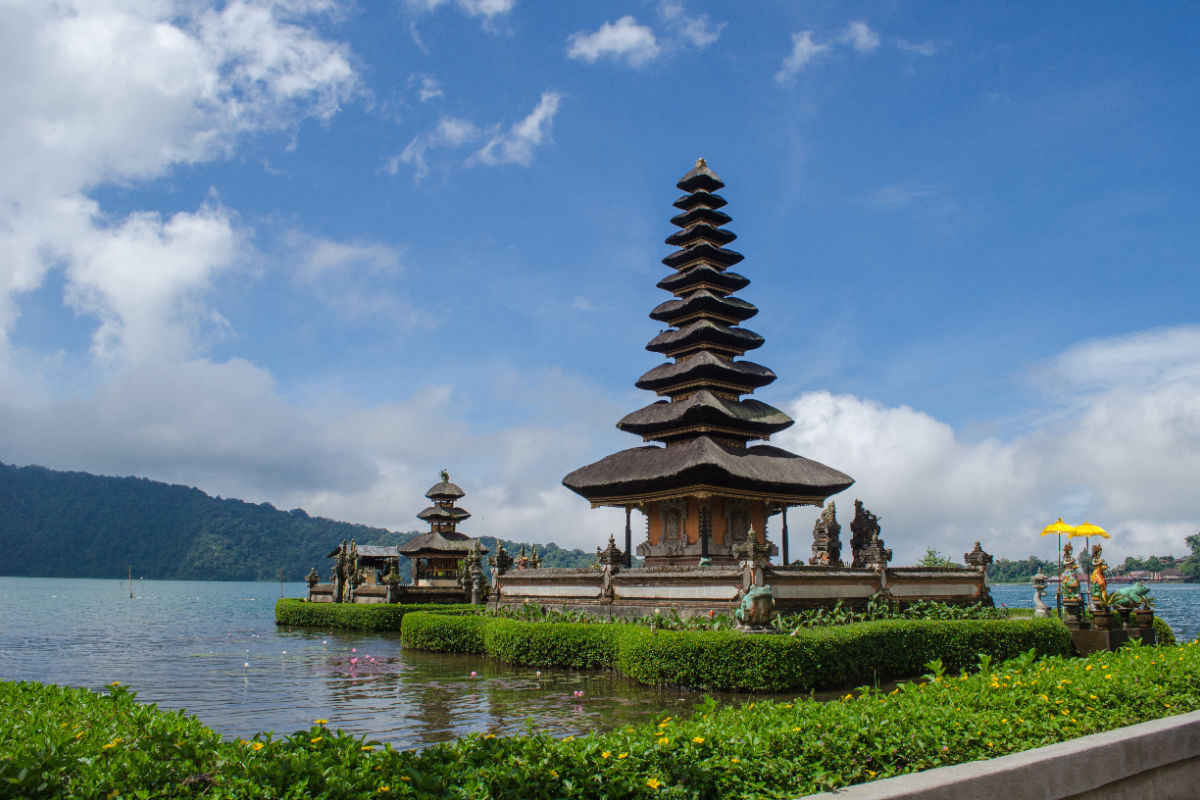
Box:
<box><xmin>1041</xmin><ymin>518</ymin><xmax>1075</xmax><ymax>613</ymax></box>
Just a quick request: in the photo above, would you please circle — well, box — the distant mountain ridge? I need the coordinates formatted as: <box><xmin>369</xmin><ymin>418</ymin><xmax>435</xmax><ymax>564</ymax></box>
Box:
<box><xmin>0</xmin><ymin>461</ymin><xmax>596</xmax><ymax>581</ymax></box>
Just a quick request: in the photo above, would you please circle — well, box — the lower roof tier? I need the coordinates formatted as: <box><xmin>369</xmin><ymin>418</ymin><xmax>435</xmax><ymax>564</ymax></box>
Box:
<box><xmin>398</xmin><ymin>530</ymin><xmax>484</xmax><ymax>556</ymax></box>
<box><xmin>562</xmin><ymin>435</ymin><xmax>854</xmax><ymax>506</ymax></box>
<box><xmin>417</xmin><ymin>505</ymin><xmax>471</xmax><ymax>523</ymax></box>
<box><xmin>617</xmin><ymin>391</ymin><xmax>793</xmax><ymax>441</ymax></box>
<box><xmin>635</xmin><ymin>350</ymin><xmax>776</xmax><ymax>395</ymax></box>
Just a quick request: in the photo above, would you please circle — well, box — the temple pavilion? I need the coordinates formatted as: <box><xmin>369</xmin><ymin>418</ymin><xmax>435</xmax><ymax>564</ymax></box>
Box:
<box><xmin>398</xmin><ymin>471</ymin><xmax>486</xmax><ymax>586</ymax></box>
<box><xmin>563</xmin><ymin>160</ymin><xmax>854</xmax><ymax>567</ymax></box>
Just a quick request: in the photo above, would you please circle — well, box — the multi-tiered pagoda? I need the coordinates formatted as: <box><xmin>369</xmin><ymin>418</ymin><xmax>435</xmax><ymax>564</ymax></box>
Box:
<box><xmin>563</xmin><ymin>160</ymin><xmax>853</xmax><ymax>567</ymax></box>
<box><xmin>399</xmin><ymin>470</ymin><xmax>486</xmax><ymax>586</ymax></box>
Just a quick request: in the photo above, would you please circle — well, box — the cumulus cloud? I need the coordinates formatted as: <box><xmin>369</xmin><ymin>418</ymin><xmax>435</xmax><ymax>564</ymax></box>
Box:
<box><xmin>472</xmin><ymin>92</ymin><xmax>563</xmax><ymax>166</ymax></box>
<box><xmin>776</xmin><ymin>326</ymin><xmax>1200</xmax><ymax>564</ymax></box>
<box><xmin>0</xmin><ymin>0</ymin><xmax>358</xmax><ymax>350</ymax></box>
<box><xmin>567</xmin><ymin>16</ymin><xmax>661</xmax><ymax>67</ymax></box>
<box><xmin>775</xmin><ymin>31</ymin><xmax>829</xmax><ymax>81</ymax></box>
<box><xmin>840</xmin><ymin>20</ymin><xmax>880</xmax><ymax>53</ymax></box>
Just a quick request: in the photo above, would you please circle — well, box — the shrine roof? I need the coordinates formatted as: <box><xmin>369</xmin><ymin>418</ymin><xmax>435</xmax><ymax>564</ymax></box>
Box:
<box><xmin>617</xmin><ymin>391</ymin><xmax>793</xmax><ymax>439</ymax></box>
<box><xmin>325</xmin><ymin>545</ymin><xmax>403</xmax><ymax>559</ymax></box>
<box><xmin>656</xmin><ymin>265</ymin><xmax>749</xmax><ymax>295</ymax></box>
<box><xmin>635</xmin><ymin>351</ymin><xmax>776</xmax><ymax>394</ymax></box>
<box><xmin>646</xmin><ymin>319</ymin><xmax>763</xmax><ymax>355</ymax></box>
<box><xmin>397</xmin><ymin>531</ymin><xmax>485</xmax><ymax>556</ymax></box>
<box><xmin>649</xmin><ymin>289</ymin><xmax>757</xmax><ymax>324</ymax></box>
<box><xmin>417</xmin><ymin>505</ymin><xmax>472</xmax><ymax>522</ymax></box>
<box><xmin>563</xmin><ymin>435</ymin><xmax>854</xmax><ymax>505</ymax></box>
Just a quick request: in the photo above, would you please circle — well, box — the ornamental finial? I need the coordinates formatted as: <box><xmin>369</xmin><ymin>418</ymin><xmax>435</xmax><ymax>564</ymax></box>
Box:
<box><xmin>696</xmin><ymin>157</ymin><xmax>707</xmax><ymax>167</ymax></box>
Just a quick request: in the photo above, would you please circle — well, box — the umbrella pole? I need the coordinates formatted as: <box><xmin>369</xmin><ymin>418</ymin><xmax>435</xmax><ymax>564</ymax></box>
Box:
<box><xmin>1056</xmin><ymin>532</ymin><xmax>1062</xmax><ymax>617</ymax></box>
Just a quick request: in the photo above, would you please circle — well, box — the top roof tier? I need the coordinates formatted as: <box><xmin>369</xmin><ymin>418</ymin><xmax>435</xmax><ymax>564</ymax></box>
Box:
<box><xmin>425</xmin><ymin>472</ymin><xmax>465</xmax><ymax>502</ymax></box>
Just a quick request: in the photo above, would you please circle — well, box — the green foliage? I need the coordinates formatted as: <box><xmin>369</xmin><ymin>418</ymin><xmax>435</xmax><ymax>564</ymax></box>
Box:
<box><xmin>9</xmin><ymin>641</ymin><xmax>1200</xmax><ymax>799</ymax></box>
<box><xmin>400</xmin><ymin>612</ymin><xmax>490</xmax><ymax>653</ymax></box>
<box><xmin>402</xmin><ymin>612</ymin><xmax>1070</xmax><ymax>693</ymax></box>
<box><xmin>483</xmin><ymin>619</ymin><xmax>620</xmax><ymax>669</ymax></box>
<box><xmin>0</xmin><ymin>460</ymin><xmax>408</xmax><ymax>582</ymax></box>
<box><xmin>916</xmin><ymin>547</ymin><xmax>957</xmax><ymax>568</ymax></box>
<box><xmin>988</xmin><ymin>556</ymin><xmax>1058</xmax><ymax>583</ymax></box>
<box><xmin>274</xmin><ymin>599</ymin><xmax>479</xmax><ymax>632</ymax></box>
<box><xmin>1154</xmin><ymin>615</ymin><xmax>1177</xmax><ymax>646</ymax></box>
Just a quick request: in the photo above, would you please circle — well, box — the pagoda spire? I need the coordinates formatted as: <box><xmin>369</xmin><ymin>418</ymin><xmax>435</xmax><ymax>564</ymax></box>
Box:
<box><xmin>563</xmin><ymin>161</ymin><xmax>853</xmax><ymax>566</ymax></box>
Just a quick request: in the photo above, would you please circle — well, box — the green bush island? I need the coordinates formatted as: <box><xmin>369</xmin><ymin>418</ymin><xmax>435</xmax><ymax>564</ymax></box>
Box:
<box><xmin>403</xmin><ymin>612</ymin><xmax>1070</xmax><ymax>692</ymax></box>
<box><xmin>6</xmin><ymin>641</ymin><xmax>1200</xmax><ymax>799</ymax></box>
<box><xmin>274</xmin><ymin>599</ymin><xmax>479</xmax><ymax>631</ymax></box>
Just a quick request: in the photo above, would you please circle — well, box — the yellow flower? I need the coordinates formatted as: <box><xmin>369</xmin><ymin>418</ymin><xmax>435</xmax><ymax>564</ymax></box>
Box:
<box><xmin>549</xmin><ymin>770</ymin><xmax>559</xmax><ymax>779</ymax></box>
<box><xmin>250</xmin><ymin>742</ymin><xmax>264</xmax><ymax>751</ymax></box>
<box><xmin>399</xmin><ymin>776</ymin><xmax>411</xmax><ymax>782</ymax></box>
<box><xmin>793</xmin><ymin>727</ymin><xmax>803</xmax><ymax>732</ymax></box>
<box><xmin>110</xmin><ymin>681</ymin><xmax>121</xmax><ymax>687</ymax></box>
<box><xmin>601</xmin><ymin>751</ymin><xmax>611</xmax><ymax>759</ymax></box>
<box><xmin>314</xmin><ymin>719</ymin><xmax>328</xmax><ymax>725</ymax></box>
<box><xmin>310</xmin><ymin>737</ymin><xmax>323</xmax><ymax>744</ymax></box>
<box><xmin>647</xmin><ymin>778</ymin><xmax>664</xmax><ymax>789</ymax></box>
<box><xmin>361</xmin><ymin>745</ymin><xmax>375</xmax><ymax>751</ymax></box>
<box><xmin>102</xmin><ymin>738</ymin><xmax>122</xmax><ymax>750</ymax></box>
<box><xmin>867</xmin><ymin>770</ymin><xmax>877</xmax><ymax>777</ymax></box>
<box><xmin>484</xmin><ymin>734</ymin><xmax>495</xmax><ymax>739</ymax></box>
<box><xmin>377</xmin><ymin>787</ymin><xmax>389</xmax><ymax>793</ymax></box>
<box><xmin>618</xmin><ymin>753</ymin><xmax>628</xmax><ymax>759</ymax></box>
<box><xmin>74</xmin><ymin>732</ymin><xmax>84</xmax><ymax>740</ymax></box>
<box><xmin>731</xmin><ymin>757</ymin><xmax>741</xmax><ymax>764</ymax></box>
<box><xmin>1090</xmin><ymin>694</ymin><xmax>1098</xmax><ymax>700</ymax></box>
<box><xmin>657</xmin><ymin>736</ymin><xmax>670</xmax><ymax>745</ymax></box>
<box><xmin>692</xmin><ymin>736</ymin><xmax>704</xmax><ymax>744</ymax></box>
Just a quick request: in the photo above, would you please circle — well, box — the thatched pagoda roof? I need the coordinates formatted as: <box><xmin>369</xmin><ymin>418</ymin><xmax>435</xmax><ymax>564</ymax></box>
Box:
<box><xmin>397</xmin><ymin>531</ymin><xmax>485</xmax><ymax>557</ymax></box>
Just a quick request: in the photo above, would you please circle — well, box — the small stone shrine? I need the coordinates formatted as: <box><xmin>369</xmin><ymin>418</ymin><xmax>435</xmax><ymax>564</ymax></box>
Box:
<box><xmin>809</xmin><ymin>502</ymin><xmax>843</xmax><ymax>566</ymax></box>
<box><xmin>399</xmin><ymin>470</ymin><xmax>487</xmax><ymax>587</ymax></box>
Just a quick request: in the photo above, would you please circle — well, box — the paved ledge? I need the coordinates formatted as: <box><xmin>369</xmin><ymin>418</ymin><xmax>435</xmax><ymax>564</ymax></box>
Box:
<box><xmin>801</xmin><ymin>709</ymin><xmax>1200</xmax><ymax>800</ymax></box>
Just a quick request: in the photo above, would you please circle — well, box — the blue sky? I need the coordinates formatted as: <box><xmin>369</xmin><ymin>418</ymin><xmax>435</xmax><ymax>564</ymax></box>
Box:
<box><xmin>2</xmin><ymin>1</ymin><xmax>1197</xmax><ymax>566</ymax></box>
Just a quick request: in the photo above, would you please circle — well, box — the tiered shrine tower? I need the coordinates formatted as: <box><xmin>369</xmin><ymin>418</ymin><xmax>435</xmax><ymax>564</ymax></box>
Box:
<box><xmin>399</xmin><ymin>470</ymin><xmax>485</xmax><ymax>586</ymax></box>
<box><xmin>563</xmin><ymin>160</ymin><xmax>853</xmax><ymax>567</ymax></box>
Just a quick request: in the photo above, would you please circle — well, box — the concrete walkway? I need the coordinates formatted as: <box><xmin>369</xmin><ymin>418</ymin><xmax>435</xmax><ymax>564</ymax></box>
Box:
<box><xmin>801</xmin><ymin>709</ymin><xmax>1200</xmax><ymax>800</ymax></box>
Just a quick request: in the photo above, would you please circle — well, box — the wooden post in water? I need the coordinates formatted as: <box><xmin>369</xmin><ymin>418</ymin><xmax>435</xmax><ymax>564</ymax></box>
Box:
<box><xmin>128</xmin><ymin>565</ymin><xmax>133</xmax><ymax>598</ymax></box>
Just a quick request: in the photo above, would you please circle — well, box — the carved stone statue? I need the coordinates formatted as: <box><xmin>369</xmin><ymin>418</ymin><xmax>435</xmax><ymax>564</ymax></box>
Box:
<box><xmin>849</xmin><ymin>500</ymin><xmax>879</xmax><ymax>568</ymax></box>
<box><xmin>734</xmin><ymin>585</ymin><xmax>776</xmax><ymax>630</ymax></box>
<box><xmin>1032</xmin><ymin>570</ymin><xmax>1049</xmax><ymax>617</ymax></box>
<box><xmin>1111</xmin><ymin>582</ymin><xmax>1151</xmax><ymax>607</ymax></box>
<box><xmin>809</xmin><ymin>502</ymin><xmax>843</xmax><ymax>566</ymax></box>
<box><xmin>529</xmin><ymin>543</ymin><xmax>542</xmax><ymax>569</ymax></box>
<box><xmin>1060</xmin><ymin>543</ymin><xmax>1081</xmax><ymax>600</ymax></box>
<box><xmin>1090</xmin><ymin>544</ymin><xmax>1108</xmax><ymax>598</ymax></box>
<box><xmin>963</xmin><ymin>542</ymin><xmax>993</xmax><ymax>572</ymax></box>
<box><xmin>305</xmin><ymin>567</ymin><xmax>320</xmax><ymax>587</ymax></box>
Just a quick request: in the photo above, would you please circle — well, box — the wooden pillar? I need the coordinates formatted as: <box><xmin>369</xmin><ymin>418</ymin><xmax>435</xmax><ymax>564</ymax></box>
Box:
<box><xmin>624</xmin><ymin>505</ymin><xmax>633</xmax><ymax>568</ymax></box>
<box><xmin>700</xmin><ymin>500</ymin><xmax>711</xmax><ymax>557</ymax></box>
<box><xmin>781</xmin><ymin>506</ymin><xmax>789</xmax><ymax>566</ymax></box>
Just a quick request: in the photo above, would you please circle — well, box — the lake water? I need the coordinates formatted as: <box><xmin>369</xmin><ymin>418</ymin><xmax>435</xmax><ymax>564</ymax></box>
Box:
<box><xmin>2</xmin><ymin>577</ymin><xmax>1195</xmax><ymax>749</ymax></box>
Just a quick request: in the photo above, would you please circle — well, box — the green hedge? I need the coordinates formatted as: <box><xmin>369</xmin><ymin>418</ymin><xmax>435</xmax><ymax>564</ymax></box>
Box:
<box><xmin>401</xmin><ymin>612</ymin><xmax>490</xmax><ymax>653</ymax></box>
<box><xmin>274</xmin><ymin>598</ymin><xmax>480</xmax><ymax>631</ymax></box>
<box><xmin>401</xmin><ymin>613</ymin><xmax>1072</xmax><ymax>692</ymax></box>
<box><xmin>8</xmin><ymin>641</ymin><xmax>1200</xmax><ymax>799</ymax></box>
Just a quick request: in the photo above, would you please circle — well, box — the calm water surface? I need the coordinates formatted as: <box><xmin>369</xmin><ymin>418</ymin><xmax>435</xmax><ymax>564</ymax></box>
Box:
<box><xmin>0</xmin><ymin>577</ymin><xmax>723</xmax><ymax>748</ymax></box>
<box><xmin>3</xmin><ymin>577</ymin><xmax>1195</xmax><ymax>748</ymax></box>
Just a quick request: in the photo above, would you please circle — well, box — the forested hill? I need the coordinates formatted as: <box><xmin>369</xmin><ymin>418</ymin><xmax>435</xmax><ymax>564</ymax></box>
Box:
<box><xmin>0</xmin><ymin>462</ymin><xmax>596</xmax><ymax>581</ymax></box>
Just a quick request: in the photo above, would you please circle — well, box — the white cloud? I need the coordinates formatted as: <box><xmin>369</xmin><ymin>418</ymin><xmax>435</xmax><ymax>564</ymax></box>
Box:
<box><xmin>0</xmin><ymin>0</ymin><xmax>358</xmax><ymax>353</ymax></box>
<box><xmin>64</xmin><ymin>204</ymin><xmax>240</xmax><ymax>365</ymax></box>
<box><xmin>472</xmin><ymin>92</ymin><xmax>563</xmax><ymax>166</ymax></box>
<box><xmin>775</xmin><ymin>31</ymin><xmax>829</xmax><ymax>81</ymax></box>
<box><xmin>658</xmin><ymin>1</ymin><xmax>725</xmax><ymax>49</ymax></box>
<box><xmin>897</xmin><ymin>39</ymin><xmax>938</xmax><ymax>56</ymax></box>
<box><xmin>405</xmin><ymin>0</ymin><xmax>516</xmax><ymax>25</ymax></box>
<box><xmin>415</xmin><ymin>74</ymin><xmax>444</xmax><ymax>102</ymax></box>
<box><xmin>390</xmin><ymin>116</ymin><xmax>481</xmax><ymax>180</ymax></box>
<box><xmin>775</xmin><ymin>325</ymin><xmax>1200</xmax><ymax>564</ymax></box>
<box><xmin>567</xmin><ymin>16</ymin><xmax>661</xmax><ymax>67</ymax></box>
<box><xmin>841</xmin><ymin>20</ymin><xmax>880</xmax><ymax>53</ymax></box>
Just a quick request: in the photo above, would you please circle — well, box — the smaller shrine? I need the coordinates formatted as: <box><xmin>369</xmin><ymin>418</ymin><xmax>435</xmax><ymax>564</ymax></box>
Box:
<box><xmin>398</xmin><ymin>471</ymin><xmax>487</xmax><ymax>588</ymax></box>
<box><xmin>305</xmin><ymin>539</ymin><xmax>404</xmax><ymax>604</ymax></box>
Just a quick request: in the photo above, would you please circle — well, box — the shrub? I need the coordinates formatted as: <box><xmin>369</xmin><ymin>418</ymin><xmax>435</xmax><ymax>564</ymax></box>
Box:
<box><xmin>274</xmin><ymin>598</ymin><xmax>479</xmax><ymax>631</ymax></box>
<box><xmin>484</xmin><ymin>619</ymin><xmax>620</xmax><ymax>669</ymax></box>
<box><xmin>1153</xmin><ymin>615</ymin><xmax>1177</xmax><ymax>646</ymax></box>
<box><xmin>401</xmin><ymin>612</ymin><xmax>490</xmax><ymax>653</ymax></box>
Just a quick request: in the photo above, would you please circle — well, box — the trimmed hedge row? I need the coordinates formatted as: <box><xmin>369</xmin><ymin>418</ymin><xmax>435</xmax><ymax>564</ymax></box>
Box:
<box><xmin>274</xmin><ymin>598</ymin><xmax>480</xmax><ymax>631</ymax></box>
<box><xmin>401</xmin><ymin>612</ymin><xmax>1072</xmax><ymax>692</ymax></box>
